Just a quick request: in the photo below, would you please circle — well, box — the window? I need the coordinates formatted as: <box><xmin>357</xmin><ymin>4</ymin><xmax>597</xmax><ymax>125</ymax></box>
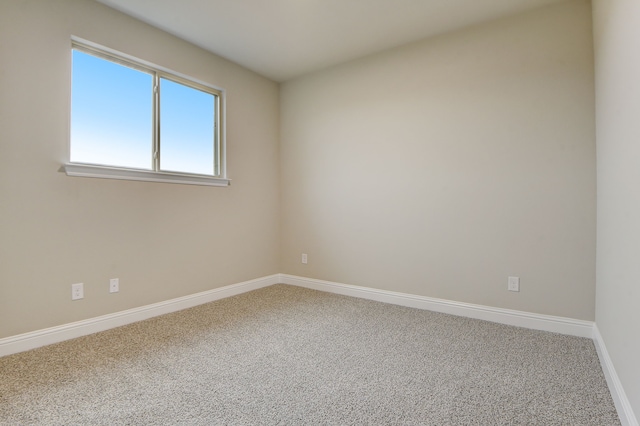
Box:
<box><xmin>65</xmin><ymin>40</ymin><xmax>228</xmax><ymax>186</ymax></box>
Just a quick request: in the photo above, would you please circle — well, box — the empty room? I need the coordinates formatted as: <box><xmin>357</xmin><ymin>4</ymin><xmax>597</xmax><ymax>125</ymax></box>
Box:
<box><xmin>0</xmin><ymin>0</ymin><xmax>638</xmax><ymax>424</ymax></box>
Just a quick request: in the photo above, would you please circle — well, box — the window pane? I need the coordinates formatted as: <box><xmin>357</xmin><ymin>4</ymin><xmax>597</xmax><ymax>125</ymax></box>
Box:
<box><xmin>159</xmin><ymin>78</ymin><xmax>215</xmax><ymax>175</ymax></box>
<box><xmin>71</xmin><ymin>50</ymin><xmax>153</xmax><ymax>170</ymax></box>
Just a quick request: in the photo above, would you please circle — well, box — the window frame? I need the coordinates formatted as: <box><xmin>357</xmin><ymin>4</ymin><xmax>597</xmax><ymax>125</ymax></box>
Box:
<box><xmin>64</xmin><ymin>38</ymin><xmax>229</xmax><ymax>187</ymax></box>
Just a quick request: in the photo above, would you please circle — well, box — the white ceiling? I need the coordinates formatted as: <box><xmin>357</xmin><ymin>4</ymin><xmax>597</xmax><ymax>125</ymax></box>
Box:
<box><xmin>97</xmin><ymin>0</ymin><xmax>568</xmax><ymax>82</ymax></box>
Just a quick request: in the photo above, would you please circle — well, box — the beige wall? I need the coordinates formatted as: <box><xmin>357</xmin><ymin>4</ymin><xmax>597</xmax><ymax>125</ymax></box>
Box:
<box><xmin>280</xmin><ymin>0</ymin><xmax>596</xmax><ymax>320</ymax></box>
<box><xmin>0</xmin><ymin>0</ymin><xmax>280</xmax><ymax>338</ymax></box>
<box><xmin>0</xmin><ymin>0</ymin><xmax>600</xmax><ymax>338</ymax></box>
<box><xmin>593</xmin><ymin>0</ymin><xmax>640</xmax><ymax>419</ymax></box>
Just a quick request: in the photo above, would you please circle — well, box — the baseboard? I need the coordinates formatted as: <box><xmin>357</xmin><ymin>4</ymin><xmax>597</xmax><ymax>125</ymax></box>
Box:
<box><xmin>0</xmin><ymin>273</ymin><xmax>595</xmax><ymax>354</ymax></box>
<box><xmin>279</xmin><ymin>274</ymin><xmax>594</xmax><ymax>338</ymax></box>
<box><xmin>0</xmin><ymin>274</ymin><xmax>280</xmax><ymax>358</ymax></box>
<box><xmin>593</xmin><ymin>325</ymin><xmax>639</xmax><ymax>426</ymax></box>
<box><xmin>1</xmin><ymin>273</ymin><xmax>633</xmax><ymax>424</ymax></box>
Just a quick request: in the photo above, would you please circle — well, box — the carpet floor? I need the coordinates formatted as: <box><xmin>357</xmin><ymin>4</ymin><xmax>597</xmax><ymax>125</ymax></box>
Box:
<box><xmin>0</xmin><ymin>284</ymin><xmax>620</xmax><ymax>425</ymax></box>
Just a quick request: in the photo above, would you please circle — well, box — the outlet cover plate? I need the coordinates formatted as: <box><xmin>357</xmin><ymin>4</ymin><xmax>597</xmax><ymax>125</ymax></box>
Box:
<box><xmin>109</xmin><ymin>278</ymin><xmax>119</xmax><ymax>293</ymax></box>
<box><xmin>72</xmin><ymin>283</ymin><xmax>84</xmax><ymax>300</ymax></box>
<box><xmin>508</xmin><ymin>276</ymin><xmax>520</xmax><ymax>292</ymax></box>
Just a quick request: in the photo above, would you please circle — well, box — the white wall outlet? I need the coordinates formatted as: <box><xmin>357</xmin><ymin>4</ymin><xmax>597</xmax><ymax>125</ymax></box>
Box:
<box><xmin>508</xmin><ymin>276</ymin><xmax>520</xmax><ymax>292</ymax></box>
<box><xmin>109</xmin><ymin>278</ymin><xmax>119</xmax><ymax>293</ymax></box>
<box><xmin>71</xmin><ymin>283</ymin><xmax>84</xmax><ymax>300</ymax></box>
<box><xmin>301</xmin><ymin>253</ymin><xmax>308</xmax><ymax>264</ymax></box>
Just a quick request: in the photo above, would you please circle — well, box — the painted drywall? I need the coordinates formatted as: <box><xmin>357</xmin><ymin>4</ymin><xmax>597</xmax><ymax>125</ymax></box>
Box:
<box><xmin>593</xmin><ymin>0</ymin><xmax>640</xmax><ymax>419</ymax></box>
<box><xmin>0</xmin><ymin>0</ymin><xmax>280</xmax><ymax>338</ymax></box>
<box><xmin>280</xmin><ymin>0</ymin><xmax>596</xmax><ymax>320</ymax></box>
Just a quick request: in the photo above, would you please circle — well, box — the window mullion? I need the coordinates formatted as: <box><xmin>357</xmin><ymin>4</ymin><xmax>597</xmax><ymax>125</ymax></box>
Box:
<box><xmin>152</xmin><ymin>73</ymin><xmax>160</xmax><ymax>172</ymax></box>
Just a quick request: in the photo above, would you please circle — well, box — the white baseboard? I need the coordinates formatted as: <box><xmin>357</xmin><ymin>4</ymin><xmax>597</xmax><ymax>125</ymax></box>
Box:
<box><xmin>1</xmin><ymin>273</ymin><xmax>633</xmax><ymax>424</ymax></box>
<box><xmin>279</xmin><ymin>274</ymin><xmax>594</xmax><ymax>338</ymax></box>
<box><xmin>0</xmin><ymin>274</ymin><xmax>280</xmax><ymax>358</ymax></box>
<box><xmin>593</xmin><ymin>325</ymin><xmax>639</xmax><ymax>426</ymax></box>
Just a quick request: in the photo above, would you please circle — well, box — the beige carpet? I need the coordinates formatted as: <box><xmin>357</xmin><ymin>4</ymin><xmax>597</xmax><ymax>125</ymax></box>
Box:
<box><xmin>0</xmin><ymin>284</ymin><xmax>619</xmax><ymax>425</ymax></box>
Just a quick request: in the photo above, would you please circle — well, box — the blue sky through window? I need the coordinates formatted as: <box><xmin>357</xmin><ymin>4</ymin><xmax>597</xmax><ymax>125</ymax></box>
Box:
<box><xmin>160</xmin><ymin>78</ymin><xmax>215</xmax><ymax>175</ymax></box>
<box><xmin>71</xmin><ymin>50</ymin><xmax>153</xmax><ymax>170</ymax></box>
<box><xmin>71</xmin><ymin>49</ymin><xmax>217</xmax><ymax>176</ymax></box>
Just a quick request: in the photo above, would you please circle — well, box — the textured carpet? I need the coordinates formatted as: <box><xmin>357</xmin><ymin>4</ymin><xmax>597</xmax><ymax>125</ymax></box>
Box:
<box><xmin>0</xmin><ymin>284</ymin><xmax>619</xmax><ymax>425</ymax></box>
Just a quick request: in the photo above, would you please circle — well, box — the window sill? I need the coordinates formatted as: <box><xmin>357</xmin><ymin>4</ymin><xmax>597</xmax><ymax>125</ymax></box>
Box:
<box><xmin>62</xmin><ymin>164</ymin><xmax>231</xmax><ymax>187</ymax></box>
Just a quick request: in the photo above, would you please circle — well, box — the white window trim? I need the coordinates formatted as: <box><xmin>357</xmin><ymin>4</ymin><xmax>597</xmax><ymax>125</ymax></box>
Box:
<box><xmin>66</xmin><ymin>36</ymin><xmax>229</xmax><ymax>187</ymax></box>
<box><xmin>62</xmin><ymin>163</ymin><xmax>231</xmax><ymax>187</ymax></box>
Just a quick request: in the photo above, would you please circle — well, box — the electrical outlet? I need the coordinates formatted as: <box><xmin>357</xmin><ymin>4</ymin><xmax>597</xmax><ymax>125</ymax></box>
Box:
<box><xmin>301</xmin><ymin>253</ymin><xmax>308</xmax><ymax>264</ymax></box>
<box><xmin>71</xmin><ymin>283</ymin><xmax>84</xmax><ymax>300</ymax></box>
<box><xmin>109</xmin><ymin>278</ymin><xmax>119</xmax><ymax>293</ymax></box>
<box><xmin>508</xmin><ymin>276</ymin><xmax>520</xmax><ymax>292</ymax></box>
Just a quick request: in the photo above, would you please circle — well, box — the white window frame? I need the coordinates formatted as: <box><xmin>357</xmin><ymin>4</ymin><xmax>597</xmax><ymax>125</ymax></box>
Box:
<box><xmin>64</xmin><ymin>37</ymin><xmax>230</xmax><ymax>187</ymax></box>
